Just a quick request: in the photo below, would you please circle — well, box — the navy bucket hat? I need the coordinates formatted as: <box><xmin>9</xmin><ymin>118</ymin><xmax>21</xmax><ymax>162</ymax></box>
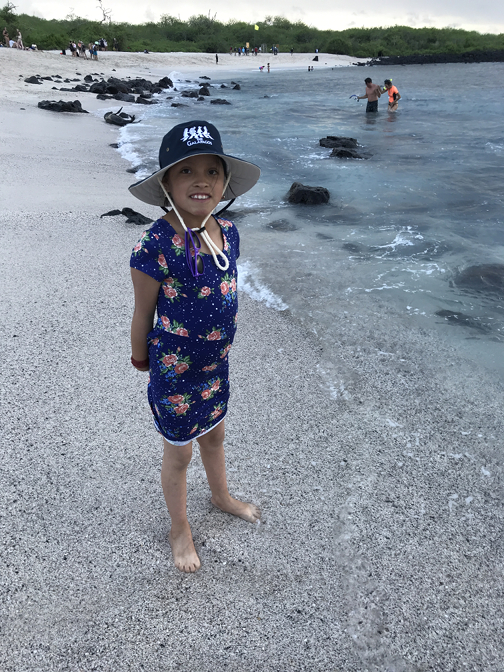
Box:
<box><xmin>128</xmin><ymin>120</ymin><xmax>261</xmax><ymax>206</ymax></box>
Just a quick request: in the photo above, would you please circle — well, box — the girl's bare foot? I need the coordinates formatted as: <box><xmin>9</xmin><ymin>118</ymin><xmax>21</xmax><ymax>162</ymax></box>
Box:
<box><xmin>169</xmin><ymin>523</ymin><xmax>201</xmax><ymax>572</ymax></box>
<box><xmin>211</xmin><ymin>495</ymin><xmax>261</xmax><ymax>523</ymax></box>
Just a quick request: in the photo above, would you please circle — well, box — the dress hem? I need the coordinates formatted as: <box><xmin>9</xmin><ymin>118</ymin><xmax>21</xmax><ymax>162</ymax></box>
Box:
<box><xmin>156</xmin><ymin>414</ymin><xmax>226</xmax><ymax>446</ymax></box>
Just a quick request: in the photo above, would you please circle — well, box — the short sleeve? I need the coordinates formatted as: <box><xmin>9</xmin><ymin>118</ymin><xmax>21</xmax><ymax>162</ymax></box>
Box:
<box><xmin>130</xmin><ymin>228</ymin><xmax>170</xmax><ymax>282</ymax></box>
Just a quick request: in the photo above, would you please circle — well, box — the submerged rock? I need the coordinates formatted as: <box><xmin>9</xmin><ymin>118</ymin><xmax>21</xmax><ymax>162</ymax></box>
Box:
<box><xmin>453</xmin><ymin>264</ymin><xmax>504</xmax><ymax>294</ymax></box>
<box><xmin>287</xmin><ymin>182</ymin><xmax>330</xmax><ymax>205</ymax></box>
<box><xmin>435</xmin><ymin>310</ymin><xmax>492</xmax><ymax>334</ymax></box>
<box><xmin>267</xmin><ymin>219</ymin><xmax>298</xmax><ymax>232</ymax></box>
<box><xmin>210</xmin><ymin>98</ymin><xmax>231</xmax><ymax>105</ymax></box>
<box><xmin>320</xmin><ymin>135</ymin><xmax>370</xmax><ymax>159</ymax></box>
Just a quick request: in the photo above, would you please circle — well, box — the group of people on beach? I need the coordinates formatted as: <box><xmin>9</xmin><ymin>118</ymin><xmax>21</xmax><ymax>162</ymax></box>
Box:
<box><xmin>2</xmin><ymin>27</ymin><xmax>30</xmax><ymax>50</ymax></box>
<box><xmin>356</xmin><ymin>76</ymin><xmax>401</xmax><ymax>112</ymax></box>
<box><xmin>230</xmin><ymin>46</ymin><xmax>261</xmax><ymax>56</ymax></box>
<box><xmin>64</xmin><ymin>38</ymin><xmax>117</xmax><ymax>59</ymax></box>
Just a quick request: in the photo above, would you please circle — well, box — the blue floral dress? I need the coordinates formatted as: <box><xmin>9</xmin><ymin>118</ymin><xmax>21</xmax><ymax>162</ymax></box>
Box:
<box><xmin>130</xmin><ymin>216</ymin><xmax>239</xmax><ymax>444</ymax></box>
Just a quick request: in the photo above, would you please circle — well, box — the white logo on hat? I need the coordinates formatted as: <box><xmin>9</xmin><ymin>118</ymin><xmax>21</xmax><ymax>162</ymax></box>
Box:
<box><xmin>181</xmin><ymin>125</ymin><xmax>214</xmax><ymax>147</ymax></box>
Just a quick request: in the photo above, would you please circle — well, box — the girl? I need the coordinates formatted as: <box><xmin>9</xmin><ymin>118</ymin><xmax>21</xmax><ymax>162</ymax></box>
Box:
<box><xmin>129</xmin><ymin>120</ymin><xmax>261</xmax><ymax>573</ymax></box>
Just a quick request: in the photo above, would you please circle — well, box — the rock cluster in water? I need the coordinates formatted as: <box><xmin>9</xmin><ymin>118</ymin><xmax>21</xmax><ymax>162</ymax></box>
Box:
<box><xmin>320</xmin><ymin>136</ymin><xmax>370</xmax><ymax>159</ymax></box>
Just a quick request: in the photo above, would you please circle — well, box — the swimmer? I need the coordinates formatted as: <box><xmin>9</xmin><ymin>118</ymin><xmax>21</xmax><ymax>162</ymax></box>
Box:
<box><xmin>383</xmin><ymin>79</ymin><xmax>401</xmax><ymax>112</ymax></box>
<box><xmin>356</xmin><ymin>77</ymin><xmax>382</xmax><ymax>113</ymax></box>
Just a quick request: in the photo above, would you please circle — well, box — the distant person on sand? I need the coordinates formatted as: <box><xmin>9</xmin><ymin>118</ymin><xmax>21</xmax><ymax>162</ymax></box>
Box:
<box><xmin>215</xmin><ymin>53</ymin><xmax>218</xmax><ymax>64</ymax></box>
<box><xmin>267</xmin><ymin>62</ymin><xmax>270</xmax><ymax>72</ymax></box>
<box><xmin>357</xmin><ymin>77</ymin><xmax>382</xmax><ymax>113</ymax></box>
<box><xmin>128</xmin><ymin>120</ymin><xmax>262</xmax><ymax>572</ymax></box>
<box><xmin>383</xmin><ymin>79</ymin><xmax>401</xmax><ymax>112</ymax></box>
<box><xmin>3</xmin><ymin>27</ymin><xmax>8</xmax><ymax>47</ymax></box>
<box><xmin>16</xmin><ymin>30</ymin><xmax>23</xmax><ymax>49</ymax></box>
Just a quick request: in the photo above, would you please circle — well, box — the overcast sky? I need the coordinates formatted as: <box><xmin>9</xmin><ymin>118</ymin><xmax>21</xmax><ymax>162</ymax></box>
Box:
<box><xmin>14</xmin><ymin>0</ymin><xmax>504</xmax><ymax>34</ymax></box>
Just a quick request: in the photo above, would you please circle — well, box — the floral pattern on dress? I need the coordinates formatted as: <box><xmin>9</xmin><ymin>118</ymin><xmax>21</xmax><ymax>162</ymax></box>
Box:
<box><xmin>130</xmin><ymin>216</ymin><xmax>239</xmax><ymax>443</ymax></box>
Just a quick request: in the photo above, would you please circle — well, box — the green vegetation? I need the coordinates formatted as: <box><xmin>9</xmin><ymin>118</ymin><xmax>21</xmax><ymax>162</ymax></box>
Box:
<box><xmin>1</xmin><ymin>5</ymin><xmax>503</xmax><ymax>56</ymax></box>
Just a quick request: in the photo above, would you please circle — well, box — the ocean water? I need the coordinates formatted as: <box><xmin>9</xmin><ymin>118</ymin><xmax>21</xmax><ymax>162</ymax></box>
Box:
<box><xmin>117</xmin><ymin>61</ymin><xmax>504</xmax><ymax>390</ymax></box>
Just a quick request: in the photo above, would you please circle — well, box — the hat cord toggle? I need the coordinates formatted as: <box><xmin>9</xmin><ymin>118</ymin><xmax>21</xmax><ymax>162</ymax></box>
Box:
<box><xmin>158</xmin><ymin>177</ymin><xmax>231</xmax><ymax>272</ymax></box>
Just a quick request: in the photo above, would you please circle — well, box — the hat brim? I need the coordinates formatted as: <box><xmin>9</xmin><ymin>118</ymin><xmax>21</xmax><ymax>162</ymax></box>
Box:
<box><xmin>128</xmin><ymin>153</ymin><xmax>261</xmax><ymax>206</ymax></box>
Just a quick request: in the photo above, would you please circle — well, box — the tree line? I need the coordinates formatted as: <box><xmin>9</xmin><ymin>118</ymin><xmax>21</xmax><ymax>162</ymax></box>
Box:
<box><xmin>1</xmin><ymin>4</ymin><xmax>503</xmax><ymax>57</ymax></box>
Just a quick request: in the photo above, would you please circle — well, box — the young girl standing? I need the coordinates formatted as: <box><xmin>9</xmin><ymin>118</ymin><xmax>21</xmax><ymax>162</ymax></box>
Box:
<box><xmin>129</xmin><ymin>120</ymin><xmax>261</xmax><ymax>572</ymax></box>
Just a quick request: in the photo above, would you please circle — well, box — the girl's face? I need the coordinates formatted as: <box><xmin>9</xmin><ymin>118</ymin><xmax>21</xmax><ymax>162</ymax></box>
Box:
<box><xmin>163</xmin><ymin>154</ymin><xmax>225</xmax><ymax>225</ymax></box>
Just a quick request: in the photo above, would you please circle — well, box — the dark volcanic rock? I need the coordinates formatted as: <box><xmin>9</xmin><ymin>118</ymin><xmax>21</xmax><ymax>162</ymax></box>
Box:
<box><xmin>136</xmin><ymin>96</ymin><xmax>157</xmax><ymax>105</ymax></box>
<box><xmin>73</xmin><ymin>84</ymin><xmax>89</xmax><ymax>92</ymax></box>
<box><xmin>197</xmin><ymin>96</ymin><xmax>205</xmax><ymax>102</ymax></box>
<box><xmin>121</xmin><ymin>207</ymin><xmax>154</xmax><ymax>225</ymax></box>
<box><xmin>453</xmin><ymin>264</ymin><xmax>504</xmax><ymax>295</ymax></box>
<box><xmin>287</xmin><ymin>182</ymin><xmax>330</xmax><ymax>205</ymax></box>
<box><xmin>369</xmin><ymin>49</ymin><xmax>504</xmax><ymax>66</ymax></box>
<box><xmin>232</xmin><ymin>83</ymin><xmax>241</xmax><ymax>90</ymax></box>
<box><xmin>38</xmin><ymin>100</ymin><xmax>88</xmax><ymax>113</ymax></box>
<box><xmin>171</xmin><ymin>102</ymin><xmax>189</xmax><ymax>107</ymax></box>
<box><xmin>84</xmin><ymin>74</ymin><xmax>93</xmax><ymax>82</ymax></box>
<box><xmin>320</xmin><ymin>136</ymin><xmax>358</xmax><ymax>149</ymax></box>
<box><xmin>157</xmin><ymin>76</ymin><xmax>173</xmax><ymax>88</ymax></box>
<box><xmin>199</xmin><ymin>75</ymin><xmax>211</xmax><ymax>80</ymax></box>
<box><xmin>96</xmin><ymin>94</ymin><xmax>114</xmax><ymax>100</ymax></box>
<box><xmin>114</xmin><ymin>93</ymin><xmax>136</xmax><ymax>103</ymax></box>
<box><xmin>100</xmin><ymin>208</ymin><xmax>153</xmax><ymax>225</ymax></box>
<box><xmin>320</xmin><ymin>135</ymin><xmax>370</xmax><ymax>159</ymax></box>
<box><xmin>128</xmin><ymin>78</ymin><xmax>154</xmax><ymax>91</ymax></box>
<box><xmin>25</xmin><ymin>76</ymin><xmax>42</xmax><ymax>84</ymax></box>
<box><xmin>210</xmin><ymin>98</ymin><xmax>231</xmax><ymax>105</ymax></box>
<box><xmin>220</xmin><ymin>83</ymin><xmax>228</xmax><ymax>88</ymax></box>
<box><xmin>89</xmin><ymin>81</ymin><xmax>108</xmax><ymax>94</ymax></box>
<box><xmin>100</xmin><ymin>209</ymin><xmax>123</xmax><ymax>217</ymax></box>
<box><xmin>198</xmin><ymin>86</ymin><xmax>210</xmax><ymax>96</ymax></box>
<box><xmin>330</xmin><ymin>147</ymin><xmax>370</xmax><ymax>159</ymax></box>
<box><xmin>182</xmin><ymin>90</ymin><xmax>199</xmax><ymax>98</ymax></box>
<box><xmin>107</xmin><ymin>77</ymin><xmax>130</xmax><ymax>93</ymax></box>
<box><xmin>41</xmin><ymin>76</ymin><xmax>53</xmax><ymax>81</ymax></box>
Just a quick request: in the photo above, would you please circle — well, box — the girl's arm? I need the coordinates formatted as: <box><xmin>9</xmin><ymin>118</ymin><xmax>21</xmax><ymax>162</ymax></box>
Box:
<box><xmin>130</xmin><ymin>268</ymin><xmax>161</xmax><ymax>371</ymax></box>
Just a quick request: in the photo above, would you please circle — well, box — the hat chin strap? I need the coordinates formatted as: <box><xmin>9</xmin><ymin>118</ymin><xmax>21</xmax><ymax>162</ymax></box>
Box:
<box><xmin>158</xmin><ymin>176</ymin><xmax>231</xmax><ymax>272</ymax></box>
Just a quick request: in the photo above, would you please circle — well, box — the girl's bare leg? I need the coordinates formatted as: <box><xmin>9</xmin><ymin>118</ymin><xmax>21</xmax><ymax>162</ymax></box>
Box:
<box><xmin>161</xmin><ymin>438</ymin><xmax>201</xmax><ymax>572</ymax></box>
<box><xmin>197</xmin><ymin>421</ymin><xmax>260</xmax><ymax>523</ymax></box>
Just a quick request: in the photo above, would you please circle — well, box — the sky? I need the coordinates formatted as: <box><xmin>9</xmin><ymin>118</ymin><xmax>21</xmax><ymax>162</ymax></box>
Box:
<box><xmin>13</xmin><ymin>0</ymin><xmax>504</xmax><ymax>34</ymax></box>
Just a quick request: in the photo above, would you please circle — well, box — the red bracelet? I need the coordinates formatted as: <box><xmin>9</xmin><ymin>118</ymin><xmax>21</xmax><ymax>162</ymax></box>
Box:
<box><xmin>131</xmin><ymin>356</ymin><xmax>149</xmax><ymax>369</ymax></box>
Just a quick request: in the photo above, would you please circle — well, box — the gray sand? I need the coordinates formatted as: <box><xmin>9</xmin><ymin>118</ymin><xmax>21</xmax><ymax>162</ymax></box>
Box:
<box><xmin>1</xmin><ymin>93</ymin><xmax>503</xmax><ymax>671</ymax></box>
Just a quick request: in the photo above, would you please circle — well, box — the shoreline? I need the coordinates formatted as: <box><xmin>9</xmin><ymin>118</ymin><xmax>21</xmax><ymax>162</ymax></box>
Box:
<box><xmin>1</xmin><ymin>49</ymin><xmax>503</xmax><ymax>672</ymax></box>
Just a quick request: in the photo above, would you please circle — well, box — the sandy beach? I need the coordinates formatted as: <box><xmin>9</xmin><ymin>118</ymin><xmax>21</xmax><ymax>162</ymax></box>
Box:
<box><xmin>1</xmin><ymin>48</ymin><xmax>503</xmax><ymax>671</ymax></box>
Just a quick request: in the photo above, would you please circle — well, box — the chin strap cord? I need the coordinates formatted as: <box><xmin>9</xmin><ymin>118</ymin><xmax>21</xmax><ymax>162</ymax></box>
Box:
<box><xmin>158</xmin><ymin>175</ymin><xmax>232</xmax><ymax>272</ymax></box>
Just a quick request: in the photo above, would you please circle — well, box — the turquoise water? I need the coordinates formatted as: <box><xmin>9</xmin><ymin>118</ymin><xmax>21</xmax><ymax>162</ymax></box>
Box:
<box><xmin>119</xmin><ymin>61</ymin><xmax>504</xmax><ymax>385</ymax></box>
